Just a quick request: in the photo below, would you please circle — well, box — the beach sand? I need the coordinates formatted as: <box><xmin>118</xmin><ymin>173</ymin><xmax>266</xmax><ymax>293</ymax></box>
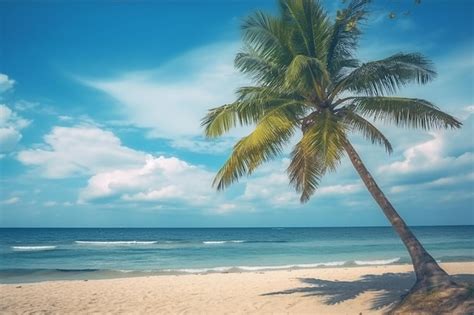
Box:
<box><xmin>1</xmin><ymin>262</ymin><xmax>473</xmax><ymax>314</ymax></box>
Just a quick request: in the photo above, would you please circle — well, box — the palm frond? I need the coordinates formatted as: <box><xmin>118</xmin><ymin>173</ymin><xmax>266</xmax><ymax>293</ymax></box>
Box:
<box><xmin>236</xmin><ymin>86</ymin><xmax>309</xmax><ymax>124</ymax></box>
<box><xmin>279</xmin><ymin>0</ymin><xmax>331</xmax><ymax>59</ymax></box>
<box><xmin>202</xmin><ymin>103</ymin><xmax>240</xmax><ymax>138</ymax></box>
<box><xmin>235</xmin><ymin>46</ymin><xmax>286</xmax><ymax>86</ymax></box>
<box><xmin>241</xmin><ymin>11</ymin><xmax>293</xmax><ymax>63</ymax></box>
<box><xmin>284</xmin><ymin>54</ymin><xmax>330</xmax><ymax>92</ymax></box>
<box><xmin>287</xmin><ymin>136</ymin><xmax>324</xmax><ymax>202</ymax></box>
<box><xmin>326</xmin><ymin>0</ymin><xmax>369</xmax><ymax>78</ymax></box>
<box><xmin>339</xmin><ymin>53</ymin><xmax>436</xmax><ymax>96</ymax></box>
<box><xmin>288</xmin><ymin>109</ymin><xmax>348</xmax><ymax>202</ymax></box>
<box><xmin>350</xmin><ymin>97</ymin><xmax>462</xmax><ymax>129</ymax></box>
<box><xmin>341</xmin><ymin>109</ymin><xmax>393</xmax><ymax>153</ymax></box>
<box><xmin>202</xmin><ymin>86</ymin><xmax>306</xmax><ymax>138</ymax></box>
<box><xmin>236</xmin><ymin>86</ymin><xmax>306</xmax><ymax>107</ymax></box>
<box><xmin>303</xmin><ymin>109</ymin><xmax>348</xmax><ymax>171</ymax></box>
<box><xmin>213</xmin><ymin>109</ymin><xmax>297</xmax><ymax>190</ymax></box>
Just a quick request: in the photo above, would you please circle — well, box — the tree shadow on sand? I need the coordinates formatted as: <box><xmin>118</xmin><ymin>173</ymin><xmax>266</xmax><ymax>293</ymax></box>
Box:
<box><xmin>262</xmin><ymin>272</ymin><xmax>474</xmax><ymax>312</ymax></box>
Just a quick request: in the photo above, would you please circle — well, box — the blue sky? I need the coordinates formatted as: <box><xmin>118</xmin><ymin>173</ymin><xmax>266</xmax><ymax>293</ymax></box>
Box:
<box><xmin>0</xmin><ymin>0</ymin><xmax>473</xmax><ymax>227</ymax></box>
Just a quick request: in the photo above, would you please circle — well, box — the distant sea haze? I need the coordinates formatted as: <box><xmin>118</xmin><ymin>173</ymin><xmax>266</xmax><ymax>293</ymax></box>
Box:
<box><xmin>1</xmin><ymin>226</ymin><xmax>472</xmax><ymax>283</ymax></box>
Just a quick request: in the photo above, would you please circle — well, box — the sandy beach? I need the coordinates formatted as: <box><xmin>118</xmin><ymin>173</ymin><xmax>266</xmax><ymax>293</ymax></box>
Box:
<box><xmin>1</xmin><ymin>262</ymin><xmax>472</xmax><ymax>314</ymax></box>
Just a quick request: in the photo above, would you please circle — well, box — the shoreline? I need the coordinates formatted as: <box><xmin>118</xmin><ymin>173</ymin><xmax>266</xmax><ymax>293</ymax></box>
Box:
<box><xmin>2</xmin><ymin>259</ymin><xmax>473</xmax><ymax>284</ymax></box>
<box><xmin>1</xmin><ymin>262</ymin><xmax>473</xmax><ymax>314</ymax></box>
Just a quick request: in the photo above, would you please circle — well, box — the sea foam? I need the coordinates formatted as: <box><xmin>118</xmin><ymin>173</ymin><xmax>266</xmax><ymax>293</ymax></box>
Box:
<box><xmin>75</xmin><ymin>241</ymin><xmax>157</xmax><ymax>245</ymax></box>
<box><xmin>170</xmin><ymin>261</ymin><xmax>347</xmax><ymax>274</ymax></box>
<box><xmin>11</xmin><ymin>246</ymin><xmax>57</xmax><ymax>252</ymax></box>
<box><xmin>202</xmin><ymin>240</ymin><xmax>245</xmax><ymax>244</ymax></box>
<box><xmin>353</xmin><ymin>257</ymin><xmax>400</xmax><ymax>265</ymax></box>
<box><xmin>238</xmin><ymin>261</ymin><xmax>347</xmax><ymax>271</ymax></box>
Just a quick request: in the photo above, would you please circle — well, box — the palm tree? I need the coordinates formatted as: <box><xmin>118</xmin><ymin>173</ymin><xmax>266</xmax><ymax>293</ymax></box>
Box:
<box><xmin>202</xmin><ymin>0</ymin><xmax>463</xmax><ymax>303</ymax></box>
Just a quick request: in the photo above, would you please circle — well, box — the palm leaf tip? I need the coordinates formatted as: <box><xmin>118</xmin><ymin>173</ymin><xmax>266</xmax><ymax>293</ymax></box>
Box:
<box><xmin>327</xmin><ymin>0</ymin><xmax>370</xmax><ymax>77</ymax></box>
<box><xmin>352</xmin><ymin>97</ymin><xmax>463</xmax><ymax>130</ymax></box>
<box><xmin>287</xmin><ymin>143</ymin><xmax>323</xmax><ymax>203</ymax></box>
<box><xmin>201</xmin><ymin>106</ymin><xmax>233</xmax><ymax>138</ymax></box>
<box><xmin>342</xmin><ymin>53</ymin><xmax>437</xmax><ymax>96</ymax></box>
<box><xmin>342</xmin><ymin>110</ymin><xmax>394</xmax><ymax>154</ymax></box>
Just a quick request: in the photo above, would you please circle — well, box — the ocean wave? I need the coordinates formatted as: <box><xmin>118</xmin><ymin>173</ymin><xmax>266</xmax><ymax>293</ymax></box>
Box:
<box><xmin>238</xmin><ymin>261</ymin><xmax>347</xmax><ymax>271</ymax></box>
<box><xmin>170</xmin><ymin>261</ymin><xmax>347</xmax><ymax>274</ymax></box>
<box><xmin>11</xmin><ymin>246</ymin><xmax>57</xmax><ymax>252</ymax></box>
<box><xmin>75</xmin><ymin>241</ymin><xmax>157</xmax><ymax>245</ymax></box>
<box><xmin>354</xmin><ymin>257</ymin><xmax>400</xmax><ymax>265</ymax></box>
<box><xmin>244</xmin><ymin>240</ymin><xmax>288</xmax><ymax>243</ymax></box>
<box><xmin>55</xmin><ymin>268</ymin><xmax>99</xmax><ymax>273</ymax></box>
<box><xmin>201</xmin><ymin>240</ymin><xmax>288</xmax><ymax>244</ymax></box>
<box><xmin>202</xmin><ymin>240</ymin><xmax>245</xmax><ymax>244</ymax></box>
<box><xmin>172</xmin><ymin>266</ymin><xmax>234</xmax><ymax>273</ymax></box>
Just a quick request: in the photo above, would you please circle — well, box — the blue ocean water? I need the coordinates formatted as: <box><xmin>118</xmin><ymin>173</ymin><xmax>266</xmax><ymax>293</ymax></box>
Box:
<box><xmin>0</xmin><ymin>226</ymin><xmax>472</xmax><ymax>283</ymax></box>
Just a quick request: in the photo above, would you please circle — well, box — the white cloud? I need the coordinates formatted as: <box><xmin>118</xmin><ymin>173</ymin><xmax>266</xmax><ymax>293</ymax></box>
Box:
<box><xmin>428</xmin><ymin>172</ymin><xmax>474</xmax><ymax>187</ymax></box>
<box><xmin>1</xmin><ymin>197</ymin><xmax>20</xmax><ymax>205</ymax></box>
<box><xmin>375</xmin><ymin>112</ymin><xmax>473</xmax><ymax>204</ymax></box>
<box><xmin>81</xmin><ymin>42</ymin><xmax>249</xmax><ymax>153</ymax></box>
<box><xmin>17</xmin><ymin>124</ymin><xmax>248</xmax><ymax>213</ymax></box>
<box><xmin>170</xmin><ymin>137</ymin><xmax>236</xmax><ymax>154</ymax></box>
<box><xmin>0</xmin><ymin>74</ymin><xmax>15</xmax><ymax>94</ymax></box>
<box><xmin>317</xmin><ymin>183</ymin><xmax>362</xmax><ymax>195</ymax></box>
<box><xmin>380</xmin><ymin>131</ymin><xmax>443</xmax><ymax>174</ymax></box>
<box><xmin>0</xmin><ymin>104</ymin><xmax>30</xmax><ymax>129</ymax></box>
<box><xmin>460</xmin><ymin>105</ymin><xmax>474</xmax><ymax>120</ymax></box>
<box><xmin>17</xmin><ymin>125</ymin><xmax>145</xmax><ymax>178</ymax></box>
<box><xmin>0</xmin><ymin>128</ymin><xmax>22</xmax><ymax>153</ymax></box>
<box><xmin>0</xmin><ymin>104</ymin><xmax>30</xmax><ymax>153</ymax></box>
<box><xmin>241</xmin><ymin>159</ymin><xmax>362</xmax><ymax>208</ymax></box>
<box><xmin>0</xmin><ymin>105</ymin><xmax>13</xmax><ymax>126</ymax></box>
<box><xmin>243</xmin><ymin>171</ymin><xmax>298</xmax><ymax>207</ymax></box>
<box><xmin>79</xmin><ymin>155</ymin><xmax>214</xmax><ymax>205</ymax></box>
<box><xmin>390</xmin><ymin>172</ymin><xmax>474</xmax><ymax>194</ymax></box>
<box><xmin>122</xmin><ymin>185</ymin><xmax>183</xmax><ymax>202</ymax></box>
<box><xmin>379</xmin><ymin>114</ymin><xmax>473</xmax><ymax>175</ymax></box>
<box><xmin>214</xmin><ymin>203</ymin><xmax>238</xmax><ymax>215</ymax></box>
<box><xmin>58</xmin><ymin>115</ymin><xmax>74</xmax><ymax>121</ymax></box>
<box><xmin>13</xmin><ymin>100</ymin><xmax>58</xmax><ymax>116</ymax></box>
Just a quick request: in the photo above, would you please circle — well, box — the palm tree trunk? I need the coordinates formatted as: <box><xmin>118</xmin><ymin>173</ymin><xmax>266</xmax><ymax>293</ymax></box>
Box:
<box><xmin>343</xmin><ymin>141</ymin><xmax>453</xmax><ymax>292</ymax></box>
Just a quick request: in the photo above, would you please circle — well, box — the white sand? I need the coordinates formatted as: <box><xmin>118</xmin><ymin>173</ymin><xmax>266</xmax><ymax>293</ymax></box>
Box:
<box><xmin>1</xmin><ymin>262</ymin><xmax>473</xmax><ymax>314</ymax></box>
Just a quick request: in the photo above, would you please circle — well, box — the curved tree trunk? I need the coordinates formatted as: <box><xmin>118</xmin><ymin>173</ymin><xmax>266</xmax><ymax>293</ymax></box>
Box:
<box><xmin>343</xmin><ymin>141</ymin><xmax>453</xmax><ymax>292</ymax></box>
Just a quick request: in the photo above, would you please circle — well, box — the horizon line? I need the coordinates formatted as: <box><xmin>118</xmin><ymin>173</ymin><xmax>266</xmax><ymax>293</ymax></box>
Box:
<box><xmin>1</xmin><ymin>224</ymin><xmax>472</xmax><ymax>229</ymax></box>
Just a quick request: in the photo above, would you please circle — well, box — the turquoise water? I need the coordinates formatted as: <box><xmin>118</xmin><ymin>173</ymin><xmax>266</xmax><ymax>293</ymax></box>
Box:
<box><xmin>0</xmin><ymin>226</ymin><xmax>472</xmax><ymax>283</ymax></box>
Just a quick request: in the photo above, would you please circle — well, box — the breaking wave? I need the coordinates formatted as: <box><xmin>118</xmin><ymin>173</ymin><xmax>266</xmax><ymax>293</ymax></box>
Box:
<box><xmin>169</xmin><ymin>261</ymin><xmax>347</xmax><ymax>274</ymax></box>
<box><xmin>75</xmin><ymin>241</ymin><xmax>157</xmax><ymax>245</ymax></box>
<box><xmin>354</xmin><ymin>257</ymin><xmax>400</xmax><ymax>265</ymax></box>
<box><xmin>202</xmin><ymin>240</ymin><xmax>245</xmax><ymax>244</ymax></box>
<box><xmin>11</xmin><ymin>246</ymin><xmax>57</xmax><ymax>252</ymax></box>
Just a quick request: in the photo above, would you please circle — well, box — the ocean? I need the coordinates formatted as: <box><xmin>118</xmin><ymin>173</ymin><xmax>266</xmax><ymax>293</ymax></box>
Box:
<box><xmin>0</xmin><ymin>226</ymin><xmax>472</xmax><ymax>283</ymax></box>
